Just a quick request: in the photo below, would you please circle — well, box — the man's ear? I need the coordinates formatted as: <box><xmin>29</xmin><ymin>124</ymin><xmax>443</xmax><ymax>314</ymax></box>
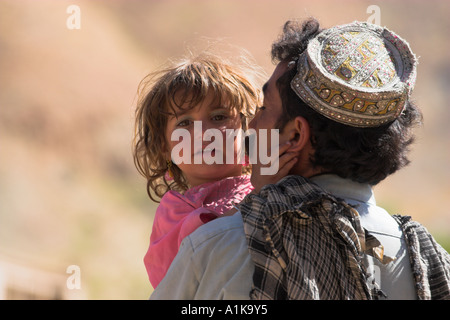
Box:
<box><xmin>285</xmin><ymin>116</ymin><xmax>311</xmax><ymax>152</ymax></box>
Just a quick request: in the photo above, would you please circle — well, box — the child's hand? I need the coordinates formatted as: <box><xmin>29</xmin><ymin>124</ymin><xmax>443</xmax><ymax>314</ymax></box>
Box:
<box><xmin>251</xmin><ymin>141</ymin><xmax>298</xmax><ymax>193</ymax></box>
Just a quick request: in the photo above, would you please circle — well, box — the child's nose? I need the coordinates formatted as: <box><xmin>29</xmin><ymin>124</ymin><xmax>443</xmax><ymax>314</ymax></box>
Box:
<box><xmin>201</xmin><ymin>120</ymin><xmax>214</xmax><ymax>130</ymax></box>
<box><xmin>202</xmin><ymin>120</ymin><xmax>224</xmax><ymax>132</ymax></box>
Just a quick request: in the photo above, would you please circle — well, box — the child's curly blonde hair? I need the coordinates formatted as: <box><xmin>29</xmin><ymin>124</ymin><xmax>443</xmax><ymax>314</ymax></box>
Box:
<box><xmin>133</xmin><ymin>53</ymin><xmax>263</xmax><ymax>202</ymax></box>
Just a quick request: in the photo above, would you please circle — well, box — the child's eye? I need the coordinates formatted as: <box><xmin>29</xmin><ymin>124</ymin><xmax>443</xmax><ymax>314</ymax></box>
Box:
<box><xmin>176</xmin><ymin>119</ymin><xmax>192</xmax><ymax>127</ymax></box>
<box><xmin>256</xmin><ymin>106</ymin><xmax>266</xmax><ymax>112</ymax></box>
<box><xmin>211</xmin><ymin>114</ymin><xmax>228</xmax><ymax>121</ymax></box>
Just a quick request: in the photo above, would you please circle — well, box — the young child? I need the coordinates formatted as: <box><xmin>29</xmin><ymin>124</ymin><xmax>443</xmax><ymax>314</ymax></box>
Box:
<box><xmin>133</xmin><ymin>53</ymin><xmax>263</xmax><ymax>289</ymax></box>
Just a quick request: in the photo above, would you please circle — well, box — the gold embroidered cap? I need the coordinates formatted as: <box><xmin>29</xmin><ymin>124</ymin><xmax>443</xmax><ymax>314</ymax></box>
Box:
<box><xmin>291</xmin><ymin>21</ymin><xmax>418</xmax><ymax>127</ymax></box>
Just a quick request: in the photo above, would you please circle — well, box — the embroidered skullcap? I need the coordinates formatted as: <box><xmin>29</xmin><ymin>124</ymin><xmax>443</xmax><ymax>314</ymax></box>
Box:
<box><xmin>291</xmin><ymin>21</ymin><xmax>417</xmax><ymax>127</ymax></box>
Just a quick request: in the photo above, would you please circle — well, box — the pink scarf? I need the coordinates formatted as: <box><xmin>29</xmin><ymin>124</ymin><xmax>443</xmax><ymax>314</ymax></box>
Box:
<box><xmin>144</xmin><ymin>175</ymin><xmax>253</xmax><ymax>288</ymax></box>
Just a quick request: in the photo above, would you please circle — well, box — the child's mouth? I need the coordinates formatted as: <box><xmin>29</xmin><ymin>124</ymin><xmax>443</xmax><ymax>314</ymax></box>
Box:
<box><xmin>193</xmin><ymin>148</ymin><xmax>219</xmax><ymax>158</ymax></box>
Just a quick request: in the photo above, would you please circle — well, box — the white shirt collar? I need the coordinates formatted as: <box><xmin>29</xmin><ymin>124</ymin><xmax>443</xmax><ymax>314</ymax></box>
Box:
<box><xmin>310</xmin><ymin>174</ymin><xmax>376</xmax><ymax>206</ymax></box>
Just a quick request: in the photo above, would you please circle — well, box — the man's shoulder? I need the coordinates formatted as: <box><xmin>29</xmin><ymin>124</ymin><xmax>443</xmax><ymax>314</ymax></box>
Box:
<box><xmin>154</xmin><ymin>211</ymin><xmax>253</xmax><ymax>300</ymax></box>
<box><xmin>184</xmin><ymin>212</ymin><xmax>246</xmax><ymax>251</ymax></box>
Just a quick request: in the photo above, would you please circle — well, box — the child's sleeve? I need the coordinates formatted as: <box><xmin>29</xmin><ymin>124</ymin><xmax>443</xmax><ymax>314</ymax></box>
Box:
<box><xmin>144</xmin><ymin>191</ymin><xmax>220</xmax><ymax>289</ymax></box>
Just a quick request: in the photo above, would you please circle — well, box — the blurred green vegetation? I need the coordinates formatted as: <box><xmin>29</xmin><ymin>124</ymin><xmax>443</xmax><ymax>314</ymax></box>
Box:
<box><xmin>435</xmin><ymin>235</ymin><xmax>450</xmax><ymax>254</ymax></box>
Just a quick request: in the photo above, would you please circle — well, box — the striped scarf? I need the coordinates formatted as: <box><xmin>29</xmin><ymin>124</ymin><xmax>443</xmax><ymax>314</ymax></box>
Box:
<box><xmin>240</xmin><ymin>175</ymin><xmax>450</xmax><ymax>300</ymax></box>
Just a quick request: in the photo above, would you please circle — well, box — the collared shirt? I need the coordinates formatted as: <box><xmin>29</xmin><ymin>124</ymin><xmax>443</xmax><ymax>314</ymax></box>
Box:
<box><xmin>150</xmin><ymin>175</ymin><xmax>419</xmax><ymax>299</ymax></box>
<box><xmin>311</xmin><ymin>174</ymin><xmax>417</xmax><ymax>299</ymax></box>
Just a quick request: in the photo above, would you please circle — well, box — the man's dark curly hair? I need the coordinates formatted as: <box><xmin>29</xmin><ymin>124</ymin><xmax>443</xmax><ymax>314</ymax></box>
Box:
<box><xmin>272</xmin><ymin>18</ymin><xmax>423</xmax><ymax>185</ymax></box>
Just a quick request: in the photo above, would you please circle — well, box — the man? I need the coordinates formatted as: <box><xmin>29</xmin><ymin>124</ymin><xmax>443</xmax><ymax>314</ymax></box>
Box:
<box><xmin>150</xmin><ymin>19</ymin><xmax>450</xmax><ymax>300</ymax></box>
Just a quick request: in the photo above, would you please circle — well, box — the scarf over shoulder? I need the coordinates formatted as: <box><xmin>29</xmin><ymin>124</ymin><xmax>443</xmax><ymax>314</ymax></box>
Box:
<box><xmin>239</xmin><ymin>175</ymin><xmax>450</xmax><ymax>300</ymax></box>
<box><xmin>146</xmin><ymin>175</ymin><xmax>253</xmax><ymax>288</ymax></box>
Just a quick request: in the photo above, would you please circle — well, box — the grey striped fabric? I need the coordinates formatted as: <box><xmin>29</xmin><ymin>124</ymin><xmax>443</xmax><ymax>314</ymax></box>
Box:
<box><xmin>393</xmin><ymin>215</ymin><xmax>450</xmax><ymax>300</ymax></box>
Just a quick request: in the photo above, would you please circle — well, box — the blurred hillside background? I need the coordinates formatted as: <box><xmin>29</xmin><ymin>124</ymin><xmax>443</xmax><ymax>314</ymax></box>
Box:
<box><xmin>0</xmin><ymin>0</ymin><xmax>449</xmax><ymax>299</ymax></box>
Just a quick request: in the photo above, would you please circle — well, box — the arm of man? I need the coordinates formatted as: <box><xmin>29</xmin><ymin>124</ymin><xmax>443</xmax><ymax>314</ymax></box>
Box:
<box><xmin>150</xmin><ymin>236</ymin><xmax>200</xmax><ymax>300</ymax></box>
<box><xmin>150</xmin><ymin>213</ymin><xmax>254</xmax><ymax>300</ymax></box>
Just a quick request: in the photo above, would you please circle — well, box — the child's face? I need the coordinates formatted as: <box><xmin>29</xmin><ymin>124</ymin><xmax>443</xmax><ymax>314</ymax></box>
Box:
<box><xmin>165</xmin><ymin>92</ymin><xmax>244</xmax><ymax>187</ymax></box>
